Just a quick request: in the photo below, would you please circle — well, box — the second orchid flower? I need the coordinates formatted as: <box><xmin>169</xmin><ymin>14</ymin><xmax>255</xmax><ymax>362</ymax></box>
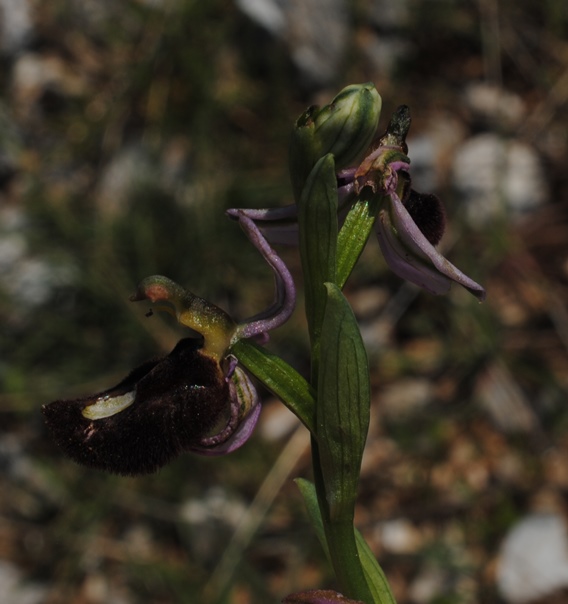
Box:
<box><xmin>43</xmin><ymin>216</ymin><xmax>296</xmax><ymax>475</ymax></box>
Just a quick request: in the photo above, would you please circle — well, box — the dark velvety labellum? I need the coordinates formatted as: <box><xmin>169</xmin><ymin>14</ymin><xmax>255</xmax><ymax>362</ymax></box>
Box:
<box><xmin>42</xmin><ymin>338</ymin><xmax>229</xmax><ymax>476</ymax></box>
<box><xmin>403</xmin><ymin>189</ymin><xmax>446</xmax><ymax>246</ymax></box>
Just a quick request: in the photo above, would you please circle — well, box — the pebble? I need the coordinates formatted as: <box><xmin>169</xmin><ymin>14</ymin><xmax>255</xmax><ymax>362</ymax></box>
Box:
<box><xmin>235</xmin><ymin>0</ymin><xmax>348</xmax><ymax>88</ymax></box>
<box><xmin>378</xmin><ymin>377</ymin><xmax>433</xmax><ymax>419</ymax></box>
<box><xmin>497</xmin><ymin>513</ymin><xmax>568</xmax><ymax>603</ymax></box>
<box><xmin>376</xmin><ymin>518</ymin><xmax>423</xmax><ymax>554</ymax></box>
<box><xmin>452</xmin><ymin>133</ymin><xmax>548</xmax><ymax>227</ymax></box>
<box><xmin>0</xmin><ymin>560</ymin><xmax>46</xmax><ymax>604</ymax></box>
<box><xmin>0</xmin><ymin>0</ymin><xmax>33</xmax><ymax>56</ymax></box>
<box><xmin>463</xmin><ymin>82</ymin><xmax>526</xmax><ymax>131</ymax></box>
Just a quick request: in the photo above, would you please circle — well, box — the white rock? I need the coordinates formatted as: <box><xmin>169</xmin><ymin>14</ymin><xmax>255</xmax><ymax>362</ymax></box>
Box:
<box><xmin>376</xmin><ymin>518</ymin><xmax>423</xmax><ymax>554</ymax></box>
<box><xmin>0</xmin><ymin>205</ymin><xmax>76</xmax><ymax>312</ymax></box>
<box><xmin>95</xmin><ymin>146</ymin><xmax>157</xmax><ymax>218</ymax></box>
<box><xmin>235</xmin><ymin>0</ymin><xmax>286</xmax><ymax>35</ymax></box>
<box><xmin>235</xmin><ymin>0</ymin><xmax>347</xmax><ymax>88</ymax></box>
<box><xmin>497</xmin><ymin>513</ymin><xmax>568</xmax><ymax>603</ymax></box>
<box><xmin>364</xmin><ymin>0</ymin><xmax>412</xmax><ymax>75</ymax></box>
<box><xmin>6</xmin><ymin>257</ymin><xmax>75</xmax><ymax>308</ymax></box>
<box><xmin>379</xmin><ymin>377</ymin><xmax>433</xmax><ymax>419</ymax></box>
<box><xmin>362</xmin><ymin>35</ymin><xmax>412</xmax><ymax>76</ymax></box>
<box><xmin>405</xmin><ymin>135</ymin><xmax>440</xmax><ymax>193</ymax></box>
<box><xmin>408</xmin><ymin>566</ymin><xmax>447</xmax><ymax>604</ymax></box>
<box><xmin>463</xmin><ymin>82</ymin><xmax>526</xmax><ymax>130</ymax></box>
<box><xmin>0</xmin><ymin>0</ymin><xmax>32</xmax><ymax>55</ymax></box>
<box><xmin>407</xmin><ymin>114</ymin><xmax>467</xmax><ymax>193</ymax></box>
<box><xmin>475</xmin><ymin>362</ymin><xmax>536</xmax><ymax>433</ymax></box>
<box><xmin>180</xmin><ymin>487</ymin><xmax>248</xmax><ymax>562</ymax></box>
<box><xmin>259</xmin><ymin>401</ymin><xmax>301</xmax><ymax>441</ymax></box>
<box><xmin>287</xmin><ymin>0</ymin><xmax>347</xmax><ymax>87</ymax></box>
<box><xmin>452</xmin><ymin>134</ymin><xmax>547</xmax><ymax>227</ymax></box>
<box><xmin>0</xmin><ymin>233</ymin><xmax>26</xmax><ymax>273</ymax></box>
<box><xmin>12</xmin><ymin>53</ymin><xmax>87</xmax><ymax>107</ymax></box>
<box><xmin>349</xmin><ymin>285</ymin><xmax>389</xmax><ymax>319</ymax></box>
<box><xmin>180</xmin><ymin>487</ymin><xmax>247</xmax><ymax>529</ymax></box>
<box><xmin>0</xmin><ymin>561</ymin><xmax>46</xmax><ymax>604</ymax></box>
<box><xmin>504</xmin><ymin>142</ymin><xmax>547</xmax><ymax>216</ymax></box>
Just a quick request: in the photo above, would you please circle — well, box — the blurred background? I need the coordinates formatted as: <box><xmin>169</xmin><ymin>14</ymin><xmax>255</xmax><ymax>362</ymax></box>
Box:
<box><xmin>1</xmin><ymin>0</ymin><xmax>568</xmax><ymax>602</ymax></box>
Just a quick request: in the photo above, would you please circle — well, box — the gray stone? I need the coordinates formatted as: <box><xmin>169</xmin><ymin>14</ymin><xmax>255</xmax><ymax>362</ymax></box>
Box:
<box><xmin>452</xmin><ymin>133</ymin><xmax>547</xmax><ymax>227</ymax></box>
<box><xmin>497</xmin><ymin>513</ymin><xmax>568</xmax><ymax>603</ymax></box>
<box><xmin>0</xmin><ymin>0</ymin><xmax>32</xmax><ymax>55</ymax></box>
<box><xmin>0</xmin><ymin>561</ymin><xmax>46</xmax><ymax>604</ymax></box>
<box><xmin>379</xmin><ymin>377</ymin><xmax>434</xmax><ymax>419</ymax></box>
<box><xmin>236</xmin><ymin>0</ymin><xmax>348</xmax><ymax>88</ymax></box>
<box><xmin>463</xmin><ymin>82</ymin><xmax>526</xmax><ymax>131</ymax></box>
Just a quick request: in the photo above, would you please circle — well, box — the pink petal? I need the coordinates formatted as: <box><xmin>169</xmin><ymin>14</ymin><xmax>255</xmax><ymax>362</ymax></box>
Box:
<box><xmin>377</xmin><ymin>192</ymin><xmax>486</xmax><ymax>301</ymax></box>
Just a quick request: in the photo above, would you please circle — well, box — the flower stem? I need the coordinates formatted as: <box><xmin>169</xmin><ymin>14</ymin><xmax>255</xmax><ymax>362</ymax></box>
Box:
<box><xmin>312</xmin><ymin>439</ymin><xmax>375</xmax><ymax>603</ymax></box>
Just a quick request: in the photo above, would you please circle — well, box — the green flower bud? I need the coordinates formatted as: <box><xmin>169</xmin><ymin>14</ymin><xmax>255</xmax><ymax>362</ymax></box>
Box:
<box><xmin>289</xmin><ymin>83</ymin><xmax>382</xmax><ymax>201</ymax></box>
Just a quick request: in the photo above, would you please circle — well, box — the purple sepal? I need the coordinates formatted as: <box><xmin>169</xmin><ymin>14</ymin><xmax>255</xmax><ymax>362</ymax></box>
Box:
<box><xmin>376</xmin><ymin>191</ymin><xmax>486</xmax><ymax>300</ymax></box>
<box><xmin>226</xmin><ymin>210</ymin><xmax>297</xmax><ymax>339</ymax></box>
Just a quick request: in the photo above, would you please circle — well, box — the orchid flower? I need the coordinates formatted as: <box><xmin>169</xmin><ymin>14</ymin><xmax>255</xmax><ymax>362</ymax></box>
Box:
<box><xmin>353</xmin><ymin>105</ymin><xmax>486</xmax><ymax>301</ymax></box>
<box><xmin>42</xmin><ymin>216</ymin><xmax>296</xmax><ymax>475</ymax></box>
<box><xmin>42</xmin><ymin>82</ymin><xmax>486</xmax><ymax>602</ymax></box>
<box><xmin>232</xmin><ymin>102</ymin><xmax>486</xmax><ymax>302</ymax></box>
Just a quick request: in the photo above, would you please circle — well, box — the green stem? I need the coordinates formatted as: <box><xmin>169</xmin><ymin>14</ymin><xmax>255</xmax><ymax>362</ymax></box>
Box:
<box><xmin>312</xmin><ymin>439</ymin><xmax>374</xmax><ymax>603</ymax></box>
<box><xmin>296</xmin><ymin>478</ymin><xmax>396</xmax><ymax>604</ymax></box>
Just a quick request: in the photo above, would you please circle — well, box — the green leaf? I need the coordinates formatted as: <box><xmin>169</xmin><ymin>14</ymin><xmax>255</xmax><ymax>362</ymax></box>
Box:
<box><xmin>295</xmin><ymin>479</ymin><xmax>396</xmax><ymax>604</ymax></box>
<box><xmin>295</xmin><ymin>477</ymin><xmax>330</xmax><ymax>562</ymax></box>
<box><xmin>313</xmin><ymin>283</ymin><xmax>373</xmax><ymax>602</ymax></box>
<box><xmin>317</xmin><ymin>283</ymin><xmax>369</xmax><ymax>520</ymax></box>
<box><xmin>298</xmin><ymin>154</ymin><xmax>338</xmax><ymax>361</ymax></box>
<box><xmin>337</xmin><ymin>190</ymin><xmax>383</xmax><ymax>289</ymax></box>
<box><xmin>229</xmin><ymin>338</ymin><xmax>316</xmax><ymax>434</ymax></box>
<box><xmin>354</xmin><ymin>530</ymin><xmax>397</xmax><ymax>604</ymax></box>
